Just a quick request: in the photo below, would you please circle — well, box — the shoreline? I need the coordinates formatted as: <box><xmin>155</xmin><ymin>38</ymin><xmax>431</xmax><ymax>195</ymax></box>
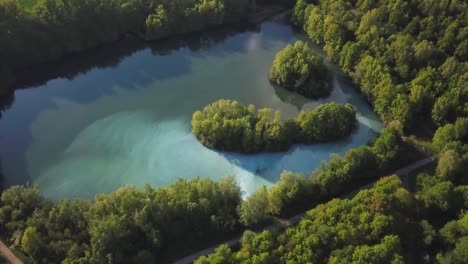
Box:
<box><xmin>5</xmin><ymin>6</ymin><xmax>290</xmax><ymax>93</ymax></box>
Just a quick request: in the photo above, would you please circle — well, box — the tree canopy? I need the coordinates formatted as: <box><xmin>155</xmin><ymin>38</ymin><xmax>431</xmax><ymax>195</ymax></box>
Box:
<box><xmin>0</xmin><ymin>177</ymin><xmax>242</xmax><ymax>263</ymax></box>
<box><xmin>196</xmin><ymin>176</ymin><xmax>412</xmax><ymax>264</ymax></box>
<box><xmin>292</xmin><ymin>0</ymin><xmax>467</xmax><ymax>131</ymax></box>
<box><xmin>192</xmin><ymin>99</ymin><xmax>356</xmax><ymax>153</ymax></box>
<box><xmin>0</xmin><ymin>0</ymin><xmax>250</xmax><ymax>81</ymax></box>
<box><xmin>270</xmin><ymin>41</ymin><xmax>332</xmax><ymax>98</ymax></box>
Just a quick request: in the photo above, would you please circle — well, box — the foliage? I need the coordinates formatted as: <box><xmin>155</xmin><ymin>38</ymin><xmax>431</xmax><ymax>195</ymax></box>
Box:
<box><xmin>192</xmin><ymin>99</ymin><xmax>356</xmax><ymax>153</ymax></box>
<box><xmin>315</xmin><ymin>128</ymin><xmax>402</xmax><ymax>196</ymax></box>
<box><xmin>0</xmin><ymin>177</ymin><xmax>242</xmax><ymax>263</ymax></box>
<box><xmin>416</xmin><ymin>125</ymin><xmax>467</xmax><ymax>263</ymax></box>
<box><xmin>292</xmin><ymin>0</ymin><xmax>468</xmax><ymax>130</ymax></box>
<box><xmin>234</xmin><ymin>128</ymin><xmax>405</xmax><ymax>226</ymax></box>
<box><xmin>0</xmin><ymin>0</ymin><xmax>251</xmax><ymax>94</ymax></box>
<box><xmin>145</xmin><ymin>0</ymin><xmax>226</xmax><ymax>40</ymax></box>
<box><xmin>297</xmin><ymin>102</ymin><xmax>356</xmax><ymax>143</ymax></box>
<box><xmin>196</xmin><ymin>176</ymin><xmax>411</xmax><ymax>263</ymax></box>
<box><xmin>0</xmin><ymin>185</ymin><xmax>44</xmax><ymax>244</ymax></box>
<box><xmin>238</xmin><ymin>186</ymin><xmax>271</xmax><ymax>227</ymax></box>
<box><xmin>270</xmin><ymin>41</ymin><xmax>331</xmax><ymax>98</ymax></box>
<box><xmin>432</xmin><ymin>117</ymin><xmax>468</xmax><ymax>151</ymax></box>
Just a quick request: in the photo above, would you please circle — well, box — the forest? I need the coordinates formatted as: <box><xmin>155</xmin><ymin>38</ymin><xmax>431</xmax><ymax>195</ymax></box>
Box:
<box><xmin>0</xmin><ymin>0</ymin><xmax>292</xmax><ymax>95</ymax></box>
<box><xmin>196</xmin><ymin>175</ymin><xmax>415</xmax><ymax>263</ymax></box>
<box><xmin>0</xmin><ymin>0</ymin><xmax>466</xmax><ymax>263</ymax></box>
<box><xmin>197</xmin><ymin>118</ymin><xmax>468</xmax><ymax>263</ymax></box>
<box><xmin>292</xmin><ymin>0</ymin><xmax>467</xmax><ymax>131</ymax></box>
<box><xmin>0</xmin><ymin>0</ymin><xmax>247</xmax><ymax>70</ymax></box>
<box><xmin>192</xmin><ymin>100</ymin><xmax>356</xmax><ymax>153</ymax></box>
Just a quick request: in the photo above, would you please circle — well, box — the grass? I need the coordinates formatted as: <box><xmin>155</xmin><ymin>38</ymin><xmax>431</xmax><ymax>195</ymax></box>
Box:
<box><xmin>18</xmin><ymin>0</ymin><xmax>38</xmax><ymax>9</ymax></box>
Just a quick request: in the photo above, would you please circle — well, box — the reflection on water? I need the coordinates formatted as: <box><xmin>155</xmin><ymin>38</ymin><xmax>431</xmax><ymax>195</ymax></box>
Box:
<box><xmin>0</xmin><ymin>21</ymin><xmax>382</xmax><ymax>199</ymax></box>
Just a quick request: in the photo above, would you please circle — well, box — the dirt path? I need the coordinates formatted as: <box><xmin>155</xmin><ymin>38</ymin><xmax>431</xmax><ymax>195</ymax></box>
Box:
<box><xmin>0</xmin><ymin>241</ymin><xmax>23</xmax><ymax>264</ymax></box>
<box><xmin>173</xmin><ymin>157</ymin><xmax>436</xmax><ymax>264</ymax></box>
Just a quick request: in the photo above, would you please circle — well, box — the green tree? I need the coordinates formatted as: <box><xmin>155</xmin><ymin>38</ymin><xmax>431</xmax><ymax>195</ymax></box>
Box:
<box><xmin>270</xmin><ymin>41</ymin><xmax>331</xmax><ymax>98</ymax></box>
<box><xmin>436</xmin><ymin>149</ymin><xmax>463</xmax><ymax>180</ymax></box>
<box><xmin>238</xmin><ymin>186</ymin><xmax>271</xmax><ymax>226</ymax></box>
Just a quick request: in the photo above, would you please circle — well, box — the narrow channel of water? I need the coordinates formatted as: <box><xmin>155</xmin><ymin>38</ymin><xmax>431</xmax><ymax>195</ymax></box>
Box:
<box><xmin>0</xmin><ymin>20</ymin><xmax>382</xmax><ymax>199</ymax></box>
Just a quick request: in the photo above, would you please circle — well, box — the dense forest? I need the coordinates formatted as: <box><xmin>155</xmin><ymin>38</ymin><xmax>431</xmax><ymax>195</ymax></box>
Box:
<box><xmin>0</xmin><ymin>0</ymin><xmax>247</xmax><ymax>69</ymax></box>
<box><xmin>197</xmin><ymin>118</ymin><xmax>468</xmax><ymax>263</ymax></box>
<box><xmin>0</xmin><ymin>0</ymin><xmax>467</xmax><ymax>263</ymax></box>
<box><xmin>196</xmin><ymin>175</ymin><xmax>414</xmax><ymax>263</ymax></box>
<box><xmin>0</xmin><ymin>0</ymin><xmax>292</xmax><ymax>95</ymax></box>
<box><xmin>270</xmin><ymin>40</ymin><xmax>331</xmax><ymax>98</ymax></box>
<box><xmin>192</xmin><ymin>100</ymin><xmax>356</xmax><ymax>153</ymax></box>
<box><xmin>292</xmin><ymin>0</ymin><xmax>467</xmax><ymax>131</ymax></box>
<box><xmin>1</xmin><ymin>178</ymin><xmax>242</xmax><ymax>263</ymax></box>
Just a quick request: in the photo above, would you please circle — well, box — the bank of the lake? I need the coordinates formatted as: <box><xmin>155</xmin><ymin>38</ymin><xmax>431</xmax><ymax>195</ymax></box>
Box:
<box><xmin>0</xmin><ymin>20</ymin><xmax>382</xmax><ymax>199</ymax></box>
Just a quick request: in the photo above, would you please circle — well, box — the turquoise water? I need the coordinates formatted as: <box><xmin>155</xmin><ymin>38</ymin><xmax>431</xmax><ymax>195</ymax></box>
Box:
<box><xmin>0</xmin><ymin>21</ymin><xmax>382</xmax><ymax>199</ymax></box>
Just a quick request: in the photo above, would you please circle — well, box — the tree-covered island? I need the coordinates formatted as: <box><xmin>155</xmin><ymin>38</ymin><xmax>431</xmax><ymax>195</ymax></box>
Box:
<box><xmin>192</xmin><ymin>99</ymin><xmax>356</xmax><ymax>153</ymax></box>
<box><xmin>270</xmin><ymin>41</ymin><xmax>332</xmax><ymax>98</ymax></box>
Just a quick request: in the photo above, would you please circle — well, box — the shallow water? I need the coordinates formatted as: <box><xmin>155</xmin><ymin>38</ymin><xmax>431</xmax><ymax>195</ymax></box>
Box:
<box><xmin>0</xmin><ymin>21</ymin><xmax>382</xmax><ymax>199</ymax></box>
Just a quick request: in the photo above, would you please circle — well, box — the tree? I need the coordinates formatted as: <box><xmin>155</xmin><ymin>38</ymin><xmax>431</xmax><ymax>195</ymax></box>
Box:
<box><xmin>433</xmin><ymin>118</ymin><xmax>468</xmax><ymax>151</ymax></box>
<box><xmin>436</xmin><ymin>149</ymin><xmax>463</xmax><ymax>180</ymax></box>
<box><xmin>297</xmin><ymin>103</ymin><xmax>356</xmax><ymax>143</ymax></box>
<box><xmin>21</xmin><ymin>227</ymin><xmax>43</xmax><ymax>259</ymax></box>
<box><xmin>420</xmin><ymin>220</ymin><xmax>436</xmax><ymax>246</ymax></box>
<box><xmin>270</xmin><ymin>41</ymin><xmax>331</xmax><ymax>98</ymax></box>
<box><xmin>238</xmin><ymin>186</ymin><xmax>271</xmax><ymax>226</ymax></box>
<box><xmin>419</xmin><ymin>181</ymin><xmax>455</xmax><ymax>213</ymax></box>
<box><xmin>192</xmin><ymin>100</ymin><xmax>356</xmax><ymax>153</ymax></box>
<box><xmin>194</xmin><ymin>244</ymin><xmax>236</xmax><ymax>264</ymax></box>
<box><xmin>305</xmin><ymin>6</ymin><xmax>324</xmax><ymax>44</ymax></box>
<box><xmin>199</xmin><ymin>176</ymin><xmax>411</xmax><ymax>263</ymax></box>
<box><xmin>371</xmin><ymin>128</ymin><xmax>401</xmax><ymax>170</ymax></box>
<box><xmin>145</xmin><ymin>5</ymin><xmax>170</xmax><ymax>39</ymax></box>
<box><xmin>0</xmin><ymin>185</ymin><xmax>44</xmax><ymax>242</ymax></box>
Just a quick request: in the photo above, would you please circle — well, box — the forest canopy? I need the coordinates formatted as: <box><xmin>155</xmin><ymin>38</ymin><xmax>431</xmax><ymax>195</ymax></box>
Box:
<box><xmin>292</xmin><ymin>0</ymin><xmax>467</xmax><ymax>131</ymax></box>
<box><xmin>270</xmin><ymin>40</ymin><xmax>331</xmax><ymax>98</ymax></box>
<box><xmin>0</xmin><ymin>0</ymin><xmax>467</xmax><ymax>263</ymax></box>
<box><xmin>196</xmin><ymin>175</ymin><xmax>413</xmax><ymax>263</ymax></box>
<box><xmin>0</xmin><ymin>0</ymin><xmax>251</xmax><ymax>71</ymax></box>
<box><xmin>191</xmin><ymin>99</ymin><xmax>356</xmax><ymax>153</ymax></box>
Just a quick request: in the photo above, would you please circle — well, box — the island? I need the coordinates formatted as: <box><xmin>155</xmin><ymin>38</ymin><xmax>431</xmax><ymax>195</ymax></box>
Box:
<box><xmin>269</xmin><ymin>41</ymin><xmax>331</xmax><ymax>98</ymax></box>
<box><xmin>192</xmin><ymin>99</ymin><xmax>357</xmax><ymax>153</ymax></box>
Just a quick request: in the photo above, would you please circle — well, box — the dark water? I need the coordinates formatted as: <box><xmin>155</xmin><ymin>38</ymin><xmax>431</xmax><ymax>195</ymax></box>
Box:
<box><xmin>0</xmin><ymin>20</ymin><xmax>382</xmax><ymax>199</ymax></box>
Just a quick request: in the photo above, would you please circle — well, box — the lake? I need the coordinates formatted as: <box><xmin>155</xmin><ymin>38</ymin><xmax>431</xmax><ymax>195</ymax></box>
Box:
<box><xmin>0</xmin><ymin>20</ymin><xmax>382</xmax><ymax>199</ymax></box>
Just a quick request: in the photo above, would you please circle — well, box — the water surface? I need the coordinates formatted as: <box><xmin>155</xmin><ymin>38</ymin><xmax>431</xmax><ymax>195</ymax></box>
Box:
<box><xmin>0</xmin><ymin>21</ymin><xmax>382</xmax><ymax>199</ymax></box>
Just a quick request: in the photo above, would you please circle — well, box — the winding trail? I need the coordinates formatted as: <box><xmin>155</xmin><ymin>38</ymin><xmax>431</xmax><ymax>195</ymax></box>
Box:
<box><xmin>173</xmin><ymin>156</ymin><xmax>436</xmax><ymax>264</ymax></box>
<box><xmin>0</xmin><ymin>241</ymin><xmax>23</xmax><ymax>264</ymax></box>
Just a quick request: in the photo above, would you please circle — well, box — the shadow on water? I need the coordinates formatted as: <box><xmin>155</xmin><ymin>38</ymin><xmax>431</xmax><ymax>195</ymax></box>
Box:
<box><xmin>0</xmin><ymin>22</ymin><xmax>278</xmax><ymax>116</ymax></box>
<box><xmin>272</xmin><ymin>84</ymin><xmax>312</xmax><ymax>111</ymax></box>
<box><xmin>216</xmin><ymin>118</ymin><xmax>379</xmax><ymax>184</ymax></box>
<box><xmin>219</xmin><ymin>150</ymin><xmax>286</xmax><ymax>183</ymax></box>
<box><xmin>11</xmin><ymin>23</ymin><xmax>269</xmax><ymax>90</ymax></box>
